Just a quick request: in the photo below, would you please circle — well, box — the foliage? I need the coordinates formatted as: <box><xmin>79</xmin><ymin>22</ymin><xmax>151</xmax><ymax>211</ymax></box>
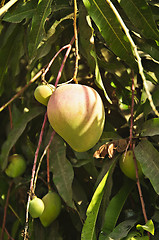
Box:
<box><xmin>0</xmin><ymin>0</ymin><xmax>159</xmax><ymax>239</ymax></box>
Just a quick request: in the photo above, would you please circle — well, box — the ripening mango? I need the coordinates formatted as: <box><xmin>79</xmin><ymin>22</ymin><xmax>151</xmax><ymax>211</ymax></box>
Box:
<box><xmin>47</xmin><ymin>84</ymin><xmax>105</xmax><ymax>152</ymax></box>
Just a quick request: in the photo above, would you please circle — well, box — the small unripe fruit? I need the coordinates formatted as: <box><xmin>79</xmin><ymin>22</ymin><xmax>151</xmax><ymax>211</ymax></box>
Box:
<box><xmin>29</xmin><ymin>196</ymin><xmax>44</xmax><ymax>218</ymax></box>
<box><xmin>5</xmin><ymin>154</ymin><xmax>26</xmax><ymax>178</ymax></box>
<box><xmin>47</xmin><ymin>84</ymin><xmax>105</xmax><ymax>152</ymax></box>
<box><xmin>119</xmin><ymin>150</ymin><xmax>143</xmax><ymax>180</ymax></box>
<box><xmin>34</xmin><ymin>84</ymin><xmax>55</xmax><ymax>106</ymax></box>
<box><xmin>40</xmin><ymin>191</ymin><xmax>61</xmax><ymax>227</ymax></box>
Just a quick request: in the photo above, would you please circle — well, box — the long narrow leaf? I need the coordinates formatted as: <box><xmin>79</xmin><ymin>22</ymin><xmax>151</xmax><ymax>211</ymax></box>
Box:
<box><xmin>141</xmin><ymin>118</ymin><xmax>159</xmax><ymax>136</ymax></box>
<box><xmin>83</xmin><ymin>0</ymin><xmax>136</xmax><ymax>68</ymax></box>
<box><xmin>134</xmin><ymin>139</ymin><xmax>159</xmax><ymax>194</ymax></box>
<box><xmin>120</xmin><ymin>0</ymin><xmax>159</xmax><ymax>41</ymax></box>
<box><xmin>3</xmin><ymin>1</ymin><xmax>36</xmax><ymax>23</ymax></box>
<box><xmin>49</xmin><ymin>134</ymin><xmax>75</xmax><ymax>209</ymax></box>
<box><xmin>28</xmin><ymin>0</ymin><xmax>53</xmax><ymax>59</ymax></box>
<box><xmin>81</xmin><ymin>160</ymin><xmax>116</xmax><ymax>240</ymax></box>
<box><xmin>99</xmin><ymin>179</ymin><xmax>135</xmax><ymax>238</ymax></box>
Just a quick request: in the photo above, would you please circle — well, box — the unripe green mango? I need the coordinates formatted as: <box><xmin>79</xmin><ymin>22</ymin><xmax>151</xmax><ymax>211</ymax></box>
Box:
<box><xmin>47</xmin><ymin>84</ymin><xmax>105</xmax><ymax>152</ymax></box>
<box><xmin>29</xmin><ymin>196</ymin><xmax>44</xmax><ymax>218</ymax></box>
<box><xmin>5</xmin><ymin>154</ymin><xmax>26</xmax><ymax>178</ymax></box>
<box><xmin>34</xmin><ymin>84</ymin><xmax>55</xmax><ymax>106</ymax></box>
<box><xmin>119</xmin><ymin>150</ymin><xmax>143</xmax><ymax>180</ymax></box>
<box><xmin>40</xmin><ymin>191</ymin><xmax>61</xmax><ymax>227</ymax></box>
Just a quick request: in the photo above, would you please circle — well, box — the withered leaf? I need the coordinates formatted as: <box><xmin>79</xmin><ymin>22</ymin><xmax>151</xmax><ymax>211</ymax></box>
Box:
<box><xmin>93</xmin><ymin>144</ymin><xmax>108</xmax><ymax>159</ymax></box>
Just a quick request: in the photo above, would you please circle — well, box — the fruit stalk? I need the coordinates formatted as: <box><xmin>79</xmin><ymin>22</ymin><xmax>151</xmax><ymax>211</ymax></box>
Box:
<box><xmin>0</xmin><ymin>181</ymin><xmax>13</xmax><ymax>240</ymax></box>
<box><xmin>73</xmin><ymin>0</ymin><xmax>79</xmax><ymax>83</ymax></box>
<box><xmin>23</xmin><ymin>112</ymin><xmax>47</xmax><ymax>240</ymax></box>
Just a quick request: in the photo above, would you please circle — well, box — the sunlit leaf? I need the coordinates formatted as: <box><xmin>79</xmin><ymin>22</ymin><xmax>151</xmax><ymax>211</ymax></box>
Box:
<box><xmin>99</xmin><ymin>179</ymin><xmax>135</xmax><ymax>238</ymax></box>
<box><xmin>28</xmin><ymin>0</ymin><xmax>54</xmax><ymax>60</ymax></box>
<box><xmin>91</xmin><ymin>50</ymin><xmax>112</xmax><ymax>104</ymax></box>
<box><xmin>81</xmin><ymin>160</ymin><xmax>116</xmax><ymax>240</ymax></box>
<box><xmin>136</xmin><ymin>219</ymin><xmax>155</xmax><ymax>236</ymax></box>
<box><xmin>0</xmin><ymin>107</ymin><xmax>44</xmax><ymax>170</ymax></box>
<box><xmin>82</xmin><ymin>0</ymin><xmax>136</xmax><ymax>68</ymax></box>
<box><xmin>3</xmin><ymin>1</ymin><xmax>36</xmax><ymax>23</ymax></box>
<box><xmin>120</xmin><ymin>0</ymin><xmax>159</xmax><ymax>41</ymax></box>
<box><xmin>134</xmin><ymin>139</ymin><xmax>159</xmax><ymax>194</ymax></box>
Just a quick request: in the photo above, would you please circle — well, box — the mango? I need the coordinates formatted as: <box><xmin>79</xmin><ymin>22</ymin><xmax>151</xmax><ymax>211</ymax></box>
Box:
<box><xmin>29</xmin><ymin>196</ymin><xmax>44</xmax><ymax>218</ymax></box>
<box><xmin>119</xmin><ymin>150</ymin><xmax>143</xmax><ymax>180</ymax></box>
<box><xmin>34</xmin><ymin>84</ymin><xmax>55</xmax><ymax>106</ymax></box>
<box><xmin>5</xmin><ymin>154</ymin><xmax>26</xmax><ymax>178</ymax></box>
<box><xmin>40</xmin><ymin>191</ymin><xmax>61</xmax><ymax>227</ymax></box>
<box><xmin>47</xmin><ymin>84</ymin><xmax>105</xmax><ymax>152</ymax></box>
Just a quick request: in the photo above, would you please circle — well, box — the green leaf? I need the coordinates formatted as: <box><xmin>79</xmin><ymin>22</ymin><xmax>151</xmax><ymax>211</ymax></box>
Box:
<box><xmin>28</xmin><ymin>0</ymin><xmax>53</xmax><ymax>60</ymax></box>
<box><xmin>81</xmin><ymin>160</ymin><xmax>116</xmax><ymax>240</ymax></box>
<box><xmin>49</xmin><ymin>134</ymin><xmax>75</xmax><ymax>209</ymax></box>
<box><xmin>3</xmin><ymin>1</ymin><xmax>36</xmax><ymax>23</ymax></box>
<box><xmin>120</xmin><ymin>0</ymin><xmax>159</xmax><ymax>41</ymax></box>
<box><xmin>141</xmin><ymin>118</ymin><xmax>159</xmax><ymax>136</ymax></box>
<box><xmin>99</xmin><ymin>179</ymin><xmax>135</xmax><ymax>238</ymax></box>
<box><xmin>90</xmin><ymin>50</ymin><xmax>112</xmax><ymax>104</ymax></box>
<box><xmin>143</xmin><ymin>88</ymin><xmax>159</xmax><ymax>117</ymax></box>
<box><xmin>136</xmin><ymin>219</ymin><xmax>155</xmax><ymax>236</ymax></box>
<box><xmin>79</xmin><ymin>4</ymin><xmax>95</xmax><ymax>72</ymax></box>
<box><xmin>0</xmin><ymin>107</ymin><xmax>44</xmax><ymax>170</ymax></box>
<box><xmin>134</xmin><ymin>139</ymin><xmax>159</xmax><ymax>194</ymax></box>
<box><xmin>0</xmin><ymin>25</ymin><xmax>21</xmax><ymax>95</ymax></box>
<box><xmin>100</xmin><ymin>219</ymin><xmax>137</xmax><ymax>240</ymax></box>
<box><xmin>83</xmin><ymin>0</ymin><xmax>136</xmax><ymax>68</ymax></box>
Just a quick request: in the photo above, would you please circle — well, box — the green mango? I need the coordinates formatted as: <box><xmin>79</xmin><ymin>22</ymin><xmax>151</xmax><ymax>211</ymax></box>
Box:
<box><xmin>119</xmin><ymin>150</ymin><xmax>143</xmax><ymax>180</ymax></box>
<box><xmin>29</xmin><ymin>196</ymin><xmax>44</xmax><ymax>218</ymax></box>
<box><xmin>34</xmin><ymin>84</ymin><xmax>55</xmax><ymax>106</ymax></box>
<box><xmin>47</xmin><ymin>84</ymin><xmax>105</xmax><ymax>152</ymax></box>
<box><xmin>5</xmin><ymin>154</ymin><xmax>26</xmax><ymax>178</ymax></box>
<box><xmin>40</xmin><ymin>191</ymin><xmax>61</xmax><ymax>227</ymax></box>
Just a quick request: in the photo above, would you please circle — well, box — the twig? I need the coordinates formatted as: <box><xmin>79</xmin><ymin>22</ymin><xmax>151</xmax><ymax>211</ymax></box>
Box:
<box><xmin>129</xmin><ymin>71</ymin><xmax>135</xmax><ymax>149</ymax></box>
<box><xmin>41</xmin><ymin>44</ymin><xmax>71</xmax><ymax>82</ymax></box>
<box><xmin>132</xmin><ymin>145</ymin><xmax>150</xmax><ymax>239</ymax></box>
<box><xmin>55</xmin><ymin>43</ymin><xmax>73</xmax><ymax>87</ymax></box>
<box><xmin>105</xmin><ymin>0</ymin><xmax>159</xmax><ymax>117</ymax></box>
<box><xmin>0</xmin><ymin>0</ymin><xmax>18</xmax><ymax>17</ymax></box>
<box><xmin>33</xmin><ymin>131</ymin><xmax>55</xmax><ymax>192</ymax></box>
<box><xmin>0</xmin><ymin>69</ymin><xmax>44</xmax><ymax>113</ymax></box>
<box><xmin>0</xmin><ymin>181</ymin><xmax>13</xmax><ymax>240</ymax></box>
<box><xmin>4</xmin><ymin>227</ymin><xmax>15</xmax><ymax>240</ymax></box>
<box><xmin>0</xmin><ymin>37</ymin><xmax>75</xmax><ymax>114</ymax></box>
<box><xmin>8</xmin><ymin>105</ymin><xmax>16</xmax><ymax>154</ymax></box>
<box><xmin>73</xmin><ymin>0</ymin><xmax>79</xmax><ymax>84</ymax></box>
<box><xmin>47</xmin><ymin>148</ymin><xmax>51</xmax><ymax>190</ymax></box>
<box><xmin>23</xmin><ymin>112</ymin><xmax>47</xmax><ymax>240</ymax></box>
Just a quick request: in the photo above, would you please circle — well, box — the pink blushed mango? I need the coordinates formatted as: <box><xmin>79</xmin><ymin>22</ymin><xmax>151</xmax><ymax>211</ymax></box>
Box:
<box><xmin>47</xmin><ymin>84</ymin><xmax>105</xmax><ymax>152</ymax></box>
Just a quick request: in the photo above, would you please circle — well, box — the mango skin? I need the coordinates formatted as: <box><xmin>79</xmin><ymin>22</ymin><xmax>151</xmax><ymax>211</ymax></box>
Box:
<box><xmin>47</xmin><ymin>84</ymin><xmax>105</xmax><ymax>152</ymax></box>
<box><xmin>29</xmin><ymin>196</ymin><xmax>44</xmax><ymax>218</ymax></box>
<box><xmin>119</xmin><ymin>150</ymin><xmax>143</xmax><ymax>181</ymax></box>
<box><xmin>5</xmin><ymin>154</ymin><xmax>26</xmax><ymax>178</ymax></box>
<box><xmin>34</xmin><ymin>84</ymin><xmax>55</xmax><ymax>106</ymax></box>
<box><xmin>40</xmin><ymin>191</ymin><xmax>61</xmax><ymax>227</ymax></box>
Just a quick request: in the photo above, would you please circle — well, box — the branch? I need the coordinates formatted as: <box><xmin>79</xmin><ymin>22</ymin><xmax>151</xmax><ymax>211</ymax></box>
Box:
<box><xmin>0</xmin><ymin>69</ymin><xmax>44</xmax><ymax>113</ymax></box>
<box><xmin>23</xmin><ymin>112</ymin><xmax>47</xmax><ymax>240</ymax></box>
<box><xmin>73</xmin><ymin>0</ymin><xmax>79</xmax><ymax>83</ymax></box>
<box><xmin>33</xmin><ymin>130</ymin><xmax>55</xmax><ymax>192</ymax></box>
<box><xmin>0</xmin><ymin>181</ymin><xmax>13</xmax><ymax>240</ymax></box>
<box><xmin>0</xmin><ymin>0</ymin><xmax>18</xmax><ymax>17</ymax></box>
<box><xmin>106</xmin><ymin>0</ymin><xmax>159</xmax><ymax>117</ymax></box>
